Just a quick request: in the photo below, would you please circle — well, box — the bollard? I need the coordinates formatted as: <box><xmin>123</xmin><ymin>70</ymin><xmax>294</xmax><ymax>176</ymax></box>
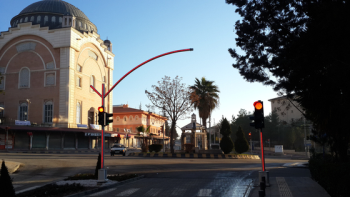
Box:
<box><xmin>259</xmin><ymin>190</ymin><xmax>265</xmax><ymax>197</ymax></box>
<box><xmin>260</xmin><ymin>182</ymin><xmax>266</xmax><ymax>196</ymax></box>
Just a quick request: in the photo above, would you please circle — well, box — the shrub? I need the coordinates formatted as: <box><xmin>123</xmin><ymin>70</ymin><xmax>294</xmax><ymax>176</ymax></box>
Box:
<box><xmin>94</xmin><ymin>153</ymin><xmax>101</xmax><ymax>179</ymax></box>
<box><xmin>234</xmin><ymin>126</ymin><xmax>249</xmax><ymax>154</ymax></box>
<box><xmin>0</xmin><ymin>160</ymin><xmax>15</xmax><ymax>197</ymax></box>
<box><xmin>220</xmin><ymin>136</ymin><xmax>234</xmax><ymax>154</ymax></box>
<box><xmin>309</xmin><ymin>155</ymin><xmax>350</xmax><ymax>197</ymax></box>
<box><xmin>107</xmin><ymin>174</ymin><xmax>138</xmax><ymax>181</ymax></box>
<box><xmin>149</xmin><ymin>144</ymin><xmax>163</xmax><ymax>152</ymax></box>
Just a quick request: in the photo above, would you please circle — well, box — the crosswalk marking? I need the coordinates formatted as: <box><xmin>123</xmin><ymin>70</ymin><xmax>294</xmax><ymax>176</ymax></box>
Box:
<box><xmin>171</xmin><ymin>188</ymin><xmax>187</xmax><ymax>196</ymax></box>
<box><xmin>15</xmin><ymin>186</ymin><xmax>41</xmax><ymax>194</ymax></box>
<box><xmin>90</xmin><ymin>188</ymin><xmax>116</xmax><ymax>196</ymax></box>
<box><xmin>144</xmin><ymin>188</ymin><xmax>162</xmax><ymax>196</ymax></box>
<box><xmin>197</xmin><ymin>189</ymin><xmax>212</xmax><ymax>196</ymax></box>
<box><xmin>116</xmin><ymin>188</ymin><xmax>140</xmax><ymax>196</ymax></box>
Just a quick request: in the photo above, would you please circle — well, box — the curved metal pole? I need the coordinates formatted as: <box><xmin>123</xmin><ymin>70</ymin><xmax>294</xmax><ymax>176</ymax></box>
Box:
<box><xmin>104</xmin><ymin>48</ymin><xmax>193</xmax><ymax>98</ymax></box>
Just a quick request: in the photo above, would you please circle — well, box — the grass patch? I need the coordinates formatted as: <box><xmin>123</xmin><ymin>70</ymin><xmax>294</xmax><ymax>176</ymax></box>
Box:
<box><xmin>16</xmin><ymin>183</ymin><xmax>88</xmax><ymax>197</ymax></box>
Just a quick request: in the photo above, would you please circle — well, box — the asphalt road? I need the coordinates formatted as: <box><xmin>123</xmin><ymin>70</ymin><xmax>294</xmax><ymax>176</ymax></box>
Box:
<box><xmin>0</xmin><ymin>153</ymin><xmax>308</xmax><ymax>196</ymax></box>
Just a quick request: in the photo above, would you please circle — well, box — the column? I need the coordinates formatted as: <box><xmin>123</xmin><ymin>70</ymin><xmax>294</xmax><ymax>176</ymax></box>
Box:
<box><xmin>29</xmin><ymin>135</ymin><xmax>33</xmax><ymax>150</ymax></box>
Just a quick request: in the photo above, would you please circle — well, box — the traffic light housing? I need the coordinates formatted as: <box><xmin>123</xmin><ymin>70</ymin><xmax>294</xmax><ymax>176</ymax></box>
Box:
<box><xmin>249</xmin><ymin>100</ymin><xmax>265</xmax><ymax>129</ymax></box>
<box><xmin>105</xmin><ymin>113</ymin><xmax>113</xmax><ymax>125</ymax></box>
<box><xmin>253</xmin><ymin>100</ymin><xmax>264</xmax><ymax>129</ymax></box>
<box><xmin>98</xmin><ymin>107</ymin><xmax>105</xmax><ymax>126</ymax></box>
<box><xmin>248</xmin><ymin>132</ymin><xmax>251</xmax><ymax>140</ymax></box>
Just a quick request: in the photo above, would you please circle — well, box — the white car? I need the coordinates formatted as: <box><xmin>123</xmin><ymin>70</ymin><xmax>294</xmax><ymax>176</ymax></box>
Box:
<box><xmin>110</xmin><ymin>144</ymin><xmax>127</xmax><ymax>156</ymax></box>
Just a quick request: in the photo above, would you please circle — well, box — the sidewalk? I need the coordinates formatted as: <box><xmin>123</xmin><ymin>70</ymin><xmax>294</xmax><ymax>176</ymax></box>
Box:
<box><xmin>249</xmin><ymin>165</ymin><xmax>330</xmax><ymax>197</ymax></box>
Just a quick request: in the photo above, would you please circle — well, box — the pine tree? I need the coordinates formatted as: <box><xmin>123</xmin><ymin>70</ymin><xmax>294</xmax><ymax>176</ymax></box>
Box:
<box><xmin>234</xmin><ymin>126</ymin><xmax>249</xmax><ymax>154</ymax></box>
<box><xmin>219</xmin><ymin>118</ymin><xmax>234</xmax><ymax>154</ymax></box>
<box><xmin>0</xmin><ymin>160</ymin><xmax>16</xmax><ymax>197</ymax></box>
<box><xmin>94</xmin><ymin>153</ymin><xmax>101</xmax><ymax>179</ymax></box>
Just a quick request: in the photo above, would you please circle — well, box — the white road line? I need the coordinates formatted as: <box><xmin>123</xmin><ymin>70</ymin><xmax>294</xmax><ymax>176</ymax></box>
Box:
<box><xmin>15</xmin><ymin>186</ymin><xmax>41</xmax><ymax>194</ymax></box>
<box><xmin>276</xmin><ymin>177</ymin><xmax>293</xmax><ymax>197</ymax></box>
<box><xmin>145</xmin><ymin>188</ymin><xmax>162</xmax><ymax>196</ymax></box>
<box><xmin>116</xmin><ymin>188</ymin><xmax>140</xmax><ymax>196</ymax></box>
<box><xmin>90</xmin><ymin>188</ymin><xmax>116</xmax><ymax>196</ymax></box>
<box><xmin>197</xmin><ymin>189</ymin><xmax>212</xmax><ymax>196</ymax></box>
<box><xmin>171</xmin><ymin>188</ymin><xmax>187</xmax><ymax>196</ymax></box>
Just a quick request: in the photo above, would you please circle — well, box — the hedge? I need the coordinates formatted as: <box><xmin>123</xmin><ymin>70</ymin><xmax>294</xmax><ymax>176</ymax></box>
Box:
<box><xmin>148</xmin><ymin>144</ymin><xmax>163</xmax><ymax>152</ymax></box>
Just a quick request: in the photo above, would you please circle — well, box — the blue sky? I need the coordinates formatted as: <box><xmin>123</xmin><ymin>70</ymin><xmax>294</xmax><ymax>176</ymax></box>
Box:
<box><xmin>0</xmin><ymin>0</ymin><xmax>279</xmax><ymax>135</ymax></box>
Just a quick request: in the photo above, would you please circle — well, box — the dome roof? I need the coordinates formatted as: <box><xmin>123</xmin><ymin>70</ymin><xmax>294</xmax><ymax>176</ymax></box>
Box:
<box><xmin>19</xmin><ymin>0</ymin><xmax>90</xmax><ymax>21</ymax></box>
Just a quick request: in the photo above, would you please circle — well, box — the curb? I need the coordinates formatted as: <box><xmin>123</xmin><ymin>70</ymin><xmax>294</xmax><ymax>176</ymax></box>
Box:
<box><xmin>64</xmin><ymin>175</ymin><xmax>145</xmax><ymax>197</ymax></box>
<box><xmin>128</xmin><ymin>153</ymin><xmax>260</xmax><ymax>159</ymax></box>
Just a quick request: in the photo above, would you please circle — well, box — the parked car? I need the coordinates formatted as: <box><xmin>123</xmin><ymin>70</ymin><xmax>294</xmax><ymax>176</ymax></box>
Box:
<box><xmin>110</xmin><ymin>144</ymin><xmax>127</xmax><ymax>156</ymax></box>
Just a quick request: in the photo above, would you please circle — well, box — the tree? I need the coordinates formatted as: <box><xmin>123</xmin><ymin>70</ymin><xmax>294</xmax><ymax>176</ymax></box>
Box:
<box><xmin>145</xmin><ymin>76</ymin><xmax>193</xmax><ymax>153</ymax></box>
<box><xmin>226</xmin><ymin>0</ymin><xmax>350</xmax><ymax>161</ymax></box>
<box><xmin>136</xmin><ymin>125</ymin><xmax>150</xmax><ymax>152</ymax></box>
<box><xmin>94</xmin><ymin>153</ymin><xmax>101</xmax><ymax>179</ymax></box>
<box><xmin>234</xmin><ymin>126</ymin><xmax>249</xmax><ymax>154</ymax></box>
<box><xmin>190</xmin><ymin>77</ymin><xmax>220</xmax><ymax>128</ymax></box>
<box><xmin>0</xmin><ymin>160</ymin><xmax>15</xmax><ymax>197</ymax></box>
<box><xmin>219</xmin><ymin>118</ymin><xmax>234</xmax><ymax>154</ymax></box>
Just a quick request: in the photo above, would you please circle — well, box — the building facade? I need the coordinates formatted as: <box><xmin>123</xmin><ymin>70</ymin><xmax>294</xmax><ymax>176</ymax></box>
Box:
<box><xmin>113</xmin><ymin>104</ymin><xmax>169</xmax><ymax>148</ymax></box>
<box><xmin>268</xmin><ymin>96</ymin><xmax>305</xmax><ymax>124</ymax></box>
<box><xmin>0</xmin><ymin>0</ymin><xmax>115</xmax><ymax>150</ymax></box>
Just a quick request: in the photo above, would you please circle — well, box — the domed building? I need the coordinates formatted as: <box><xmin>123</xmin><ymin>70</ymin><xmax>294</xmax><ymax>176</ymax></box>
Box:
<box><xmin>0</xmin><ymin>0</ymin><xmax>116</xmax><ymax>151</ymax></box>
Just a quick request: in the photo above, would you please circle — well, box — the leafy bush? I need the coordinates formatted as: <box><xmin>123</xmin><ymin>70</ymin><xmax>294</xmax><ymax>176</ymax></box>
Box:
<box><xmin>0</xmin><ymin>160</ymin><xmax>15</xmax><ymax>197</ymax></box>
<box><xmin>149</xmin><ymin>144</ymin><xmax>163</xmax><ymax>152</ymax></box>
<box><xmin>234</xmin><ymin>126</ymin><xmax>249</xmax><ymax>154</ymax></box>
<box><xmin>16</xmin><ymin>183</ymin><xmax>87</xmax><ymax>197</ymax></box>
<box><xmin>309</xmin><ymin>155</ymin><xmax>350</xmax><ymax>197</ymax></box>
<box><xmin>220</xmin><ymin>136</ymin><xmax>234</xmax><ymax>154</ymax></box>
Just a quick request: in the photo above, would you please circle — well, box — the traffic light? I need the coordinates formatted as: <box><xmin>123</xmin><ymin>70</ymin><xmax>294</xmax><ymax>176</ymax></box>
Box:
<box><xmin>248</xmin><ymin>132</ymin><xmax>252</xmax><ymax>140</ymax></box>
<box><xmin>253</xmin><ymin>100</ymin><xmax>264</xmax><ymax>129</ymax></box>
<box><xmin>249</xmin><ymin>100</ymin><xmax>265</xmax><ymax>129</ymax></box>
<box><xmin>105</xmin><ymin>113</ymin><xmax>113</xmax><ymax>125</ymax></box>
<box><xmin>98</xmin><ymin>107</ymin><xmax>105</xmax><ymax>126</ymax></box>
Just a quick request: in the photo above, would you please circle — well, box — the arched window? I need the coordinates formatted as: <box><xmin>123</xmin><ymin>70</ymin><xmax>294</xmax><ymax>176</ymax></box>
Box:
<box><xmin>20</xmin><ymin>18</ymin><xmax>23</xmax><ymax>23</ymax></box>
<box><xmin>59</xmin><ymin>17</ymin><xmax>62</xmax><ymax>24</ymax></box>
<box><xmin>129</xmin><ymin>116</ymin><xmax>133</xmax><ymax>121</ymax></box>
<box><xmin>45</xmin><ymin>73</ymin><xmax>55</xmax><ymax>86</ymax></box>
<box><xmin>24</xmin><ymin>17</ymin><xmax>28</xmax><ymax>22</ymax></box>
<box><xmin>19</xmin><ymin>102</ymin><xmax>28</xmax><ymax>121</ymax></box>
<box><xmin>124</xmin><ymin>116</ymin><xmax>127</xmax><ymax>122</ymax></box>
<box><xmin>65</xmin><ymin>18</ymin><xmax>67</xmax><ymax>26</ymax></box>
<box><xmin>135</xmin><ymin>116</ymin><xmax>138</xmax><ymax>121</ymax></box>
<box><xmin>78</xmin><ymin>21</ymin><xmax>82</xmax><ymax>27</ymax></box>
<box><xmin>116</xmin><ymin>116</ymin><xmax>120</xmax><ymax>121</ymax></box>
<box><xmin>85</xmin><ymin>24</ymin><xmax>87</xmax><ymax>29</ymax></box>
<box><xmin>44</xmin><ymin>16</ymin><xmax>48</xmax><ymax>25</ymax></box>
<box><xmin>52</xmin><ymin>16</ymin><xmax>56</xmax><ymax>23</ymax></box>
<box><xmin>44</xmin><ymin>101</ymin><xmax>53</xmax><ymax>123</ymax></box>
<box><xmin>76</xmin><ymin>102</ymin><xmax>81</xmax><ymax>124</ymax></box>
<box><xmin>19</xmin><ymin>68</ymin><xmax>30</xmax><ymax>88</ymax></box>
<box><xmin>37</xmin><ymin>16</ymin><xmax>41</xmax><ymax>23</ymax></box>
<box><xmin>30</xmin><ymin>16</ymin><xmax>34</xmax><ymax>22</ymax></box>
<box><xmin>69</xmin><ymin>18</ymin><xmax>72</xmax><ymax>26</ymax></box>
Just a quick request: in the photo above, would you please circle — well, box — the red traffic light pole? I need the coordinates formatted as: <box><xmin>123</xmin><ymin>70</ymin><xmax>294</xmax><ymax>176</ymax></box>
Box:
<box><xmin>90</xmin><ymin>48</ymin><xmax>193</xmax><ymax>182</ymax></box>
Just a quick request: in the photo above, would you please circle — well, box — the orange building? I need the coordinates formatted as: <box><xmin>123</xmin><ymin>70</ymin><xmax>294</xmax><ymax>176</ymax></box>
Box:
<box><xmin>112</xmin><ymin>104</ymin><xmax>169</xmax><ymax>148</ymax></box>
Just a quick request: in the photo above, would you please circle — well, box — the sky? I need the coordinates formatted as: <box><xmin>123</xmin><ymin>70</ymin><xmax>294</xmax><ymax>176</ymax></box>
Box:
<box><xmin>0</xmin><ymin>0</ymin><xmax>279</xmax><ymax>136</ymax></box>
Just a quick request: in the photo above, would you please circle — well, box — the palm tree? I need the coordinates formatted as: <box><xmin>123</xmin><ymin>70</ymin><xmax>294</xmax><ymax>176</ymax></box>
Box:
<box><xmin>190</xmin><ymin>77</ymin><xmax>220</xmax><ymax>129</ymax></box>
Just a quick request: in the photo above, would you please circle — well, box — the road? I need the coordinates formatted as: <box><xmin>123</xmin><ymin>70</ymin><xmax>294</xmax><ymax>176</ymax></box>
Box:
<box><xmin>0</xmin><ymin>153</ymin><xmax>308</xmax><ymax>196</ymax></box>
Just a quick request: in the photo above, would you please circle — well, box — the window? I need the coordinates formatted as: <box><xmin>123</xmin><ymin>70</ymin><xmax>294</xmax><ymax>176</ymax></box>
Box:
<box><xmin>76</xmin><ymin>77</ymin><xmax>82</xmax><ymax>88</ymax></box>
<box><xmin>69</xmin><ymin>18</ymin><xmax>72</xmax><ymax>26</ymax></box>
<box><xmin>76</xmin><ymin>102</ymin><xmax>81</xmax><ymax>124</ymax></box>
<box><xmin>44</xmin><ymin>16</ymin><xmax>48</xmax><ymax>25</ymax></box>
<box><xmin>77</xmin><ymin>65</ymin><xmax>82</xmax><ymax>72</ymax></box>
<box><xmin>19</xmin><ymin>68</ymin><xmax>30</xmax><ymax>88</ymax></box>
<box><xmin>25</xmin><ymin>17</ymin><xmax>28</xmax><ymax>22</ymax></box>
<box><xmin>90</xmin><ymin>75</ymin><xmax>95</xmax><ymax>89</ymax></box>
<box><xmin>30</xmin><ymin>16</ymin><xmax>34</xmax><ymax>21</ymax></box>
<box><xmin>117</xmin><ymin>128</ymin><xmax>119</xmax><ymax>132</ymax></box>
<box><xmin>78</xmin><ymin>21</ymin><xmax>82</xmax><ymax>27</ymax></box>
<box><xmin>124</xmin><ymin>116</ymin><xmax>127</xmax><ymax>121</ymax></box>
<box><xmin>0</xmin><ymin>103</ymin><xmax>4</xmax><ymax>117</ymax></box>
<box><xmin>44</xmin><ymin>101</ymin><xmax>53</xmax><ymax>123</ymax></box>
<box><xmin>19</xmin><ymin>103</ymin><xmax>28</xmax><ymax>121</ymax></box>
<box><xmin>135</xmin><ymin>116</ymin><xmax>138</xmax><ymax>121</ymax></box>
<box><xmin>116</xmin><ymin>116</ymin><xmax>120</xmax><ymax>121</ymax></box>
<box><xmin>85</xmin><ymin>24</ymin><xmax>87</xmax><ymax>29</ymax></box>
<box><xmin>16</xmin><ymin>42</ymin><xmax>36</xmax><ymax>53</ymax></box>
<box><xmin>0</xmin><ymin>67</ymin><xmax>5</xmax><ymax>90</ymax></box>
<box><xmin>52</xmin><ymin>16</ymin><xmax>56</xmax><ymax>23</ymax></box>
<box><xmin>20</xmin><ymin>18</ymin><xmax>23</xmax><ymax>23</ymax></box>
<box><xmin>103</xmin><ymin>76</ymin><xmax>106</xmax><ymax>82</ymax></box>
<box><xmin>129</xmin><ymin>116</ymin><xmax>132</xmax><ymax>121</ymax></box>
<box><xmin>45</xmin><ymin>73</ymin><xmax>55</xmax><ymax>86</ymax></box>
<box><xmin>88</xmin><ymin>51</ymin><xmax>98</xmax><ymax>60</ymax></box>
<box><xmin>37</xmin><ymin>16</ymin><xmax>41</xmax><ymax>23</ymax></box>
<box><xmin>46</xmin><ymin>62</ymin><xmax>54</xmax><ymax>69</ymax></box>
<box><xmin>65</xmin><ymin>18</ymin><xmax>67</xmax><ymax>26</ymax></box>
